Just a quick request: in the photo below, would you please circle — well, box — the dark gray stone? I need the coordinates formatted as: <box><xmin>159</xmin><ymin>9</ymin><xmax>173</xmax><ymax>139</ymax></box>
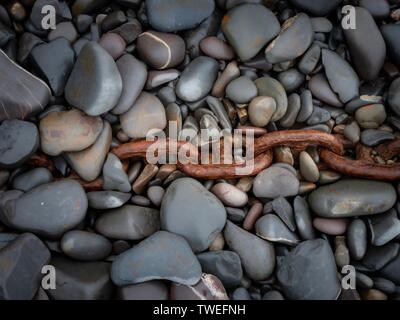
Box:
<box><xmin>388</xmin><ymin>78</ymin><xmax>400</xmax><ymax>117</ymax></box>
<box><xmin>347</xmin><ymin>219</ymin><xmax>367</xmax><ymax>260</ymax></box>
<box><xmin>0</xmin><ymin>180</ymin><xmax>88</xmax><ymax>238</ymax></box>
<box><xmin>289</xmin><ymin>0</ymin><xmax>342</xmax><ymax>16</ymax></box>
<box><xmin>12</xmin><ymin>167</ymin><xmax>53</xmax><ymax>192</ymax></box>
<box><xmin>0</xmin><ymin>233</ymin><xmax>50</xmax><ymax>300</ymax></box>
<box><xmin>87</xmin><ymin>191</ymin><xmax>130</xmax><ymax>210</ymax></box>
<box><xmin>272</xmin><ymin>197</ymin><xmax>296</xmax><ymax>232</ymax></box>
<box><xmin>161</xmin><ymin>178</ymin><xmax>226</xmax><ymax>252</ymax></box>
<box><xmin>255</xmin><ymin>214</ymin><xmax>300</xmax><ymax>246</ymax></box>
<box><xmin>277</xmin><ymin>239</ymin><xmax>341</xmax><ymax>300</ymax></box>
<box><xmin>361</xmin><ymin>129</ymin><xmax>395</xmax><ymax>147</ymax></box>
<box><xmin>116</xmin><ymin>281</ymin><xmax>169</xmax><ymax>300</ymax></box>
<box><xmin>367</xmin><ymin>209</ymin><xmax>400</xmax><ymax>246</ymax></box>
<box><xmin>102</xmin><ymin>153</ymin><xmax>131</xmax><ymax>193</ymax></box>
<box><xmin>226</xmin><ymin>76</ymin><xmax>257</xmax><ymax>104</ymax></box>
<box><xmin>0</xmin><ymin>120</ymin><xmax>39</xmax><ymax>168</ymax></box>
<box><xmin>293</xmin><ymin>196</ymin><xmax>315</xmax><ymax>240</ymax></box>
<box><xmin>363</xmin><ymin>242</ymin><xmax>400</xmax><ymax>272</ymax></box>
<box><xmin>111</xmin><ymin>231</ymin><xmax>202</xmax><ymax>286</ymax></box>
<box><xmin>381</xmin><ymin>24</ymin><xmax>400</xmax><ymax>66</ymax></box>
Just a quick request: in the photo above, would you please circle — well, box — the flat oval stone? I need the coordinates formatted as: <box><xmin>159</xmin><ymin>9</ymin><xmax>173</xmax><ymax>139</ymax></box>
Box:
<box><xmin>48</xmin><ymin>257</ymin><xmax>113</xmax><ymax>300</ymax></box>
<box><xmin>0</xmin><ymin>49</ymin><xmax>51</xmax><ymax>121</ymax></box>
<box><xmin>255</xmin><ymin>76</ymin><xmax>288</xmax><ymax>122</ymax></box>
<box><xmin>87</xmin><ymin>191</ymin><xmax>130</xmax><ymax>210</ymax></box>
<box><xmin>211</xmin><ymin>183</ymin><xmax>248</xmax><ymax>207</ymax></box>
<box><xmin>226</xmin><ymin>76</ymin><xmax>257</xmax><ymax>104</ymax></box>
<box><xmin>279</xmin><ymin>93</ymin><xmax>301</xmax><ymax>128</ymax></box>
<box><xmin>306</xmin><ymin>106</ymin><xmax>331</xmax><ymax>126</ymax></box>
<box><xmin>265</xmin><ymin>13</ymin><xmax>313</xmax><ymax>64</ymax></box>
<box><xmin>298</xmin><ymin>43</ymin><xmax>321</xmax><ymax>75</ymax></box>
<box><xmin>343</xmin><ymin>6</ymin><xmax>386</xmax><ymax>80</ymax></box>
<box><xmin>309</xmin><ymin>179</ymin><xmax>397</xmax><ymax>218</ymax></box>
<box><xmin>290</xmin><ymin>0</ymin><xmax>341</xmax><ymax>16</ymax></box>
<box><xmin>111</xmin><ymin>231</ymin><xmax>202</xmax><ymax>286</ymax></box>
<box><xmin>120</xmin><ymin>92</ymin><xmax>167</xmax><ymax>139</ymax></box>
<box><xmin>30</xmin><ymin>37</ymin><xmax>75</xmax><ymax>96</ymax></box>
<box><xmin>249</xmin><ymin>96</ymin><xmax>276</xmax><ymax>127</ymax></box>
<box><xmin>308</xmin><ymin>73</ymin><xmax>343</xmax><ymax>108</ymax></box>
<box><xmin>221</xmin><ymin>4</ymin><xmax>280</xmax><ymax>61</ymax></box>
<box><xmin>277</xmin><ymin>68</ymin><xmax>305</xmax><ymax>93</ymax></box>
<box><xmin>196</xmin><ymin>250</ymin><xmax>243</xmax><ymax>288</ymax></box>
<box><xmin>0</xmin><ymin>233</ymin><xmax>50</xmax><ymax>300</ymax></box>
<box><xmin>313</xmin><ymin>218</ymin><xmax>348</xmax><ymax>236</ymax></box>
<box><xmin>146</xmin><ymin>0</ymin><xmax>215</xmax><ymax>32</ymax></box>
<box><xmin>176</xmin><ymin>56</ymin><xmax>219</xmax><ymax>102</ymax></box>
<box><xmin>361</xmin><ymin>129</ymin><xmax>394</xmax><ymax>147</ymax></box>
<box><xmin>299</xmin><ymin>151</ymin><xmax>320</xmax><ymax>182</ymax></box>
<box><xmin>137</xmin><ymin>31</ymin><xmax>185</xmax><ymax>69</ymax></box>
<box><xmin>322</xmin><ymin>49</ymin><xmax>360</xmax><ymax>104</ymax></box>
<box><xmin>39</xmin><ymin>108</ymin><xmax>103</xmax><ymax>156</ymax></box>
<box><xmin>253</xmin><ymin>167</ymin><xmax>299</xmax><ymax>199</ymax></box>
<box><xmin>347</xmin><ymin>219</ymin><xmax>367</xmax><ymax>261</ymax></box>
<box><xmin>12</xmin><ymin>168</ymin><xmax>53</xmax><ymax>192</ymax></box>
<box><xmin>277</xmin><ymin>239</ymin><xmax>341</xmax><ymax>300</ymax></box>
<box><xmin>113</xmin><ymin>54</ymin><xmax>147</xmax><ymax>114</ymax></box>
<box><xmin>161</xmin><ymin>178</ymin><xmax>226</xmax><ymax>252</ymax></box>
<box><xmin>61</xmin><ymin>230</ymin><xmax>112</xmax><ymax>261</ymax></box>
<box><xmin>381</xmin><ymin>24</ymin><xmax>400</xmax><ymax>66</ymax></box>
<box><xmin>344</xmin><ymin>121</ymin><xmax>361</xmax><ymax>143</ymax></box>
<box><xmin>293</xmin><ymin>196</ymin><xmax>315</xmax><ymax>240</ymax></box>
<box><xmin>146</xmin><ymin>69</ymin><xmax>180</xmax><ymax>90</ymax></box>
<box><xmin>65</xmin><ymin>42</ymin><xmax>123</xmax><ymax>116</ymax></box>
<box><xmin>0</xmin><ymin>120</ymin><xmax>39</xmax><ymax>168</ymax></box>
<box><xmin>48</xmin><ymin>21</ymin><xmax>78</xmax><ymax>43</ymax></box>
<box><xmin>95</xmin><ymin>205</ymin><xmax>160</xmax><ymax>240</ymax></box>
<box><xmin>388</xmin><ymin>78</ymin><xmax>400</xmax><ymax>117</ymax></box>
<box><xmin>0</xmin><ymin>180</ymin><xmax>88</xmax><ymax>238</ymax></box>
<box><xmin>256</xmin><ymin>214</ymin><xmax>300</xmax><ymax>246</ymax></box>
<box><xmin>200</xmin><ymin>36</ymin><xmax>235</xmax><ymax>60</ymax></box>
<box><xmin>224</xmin><ymin>221</ymin><xmax>275</xmax><ymax>281</ymax></box>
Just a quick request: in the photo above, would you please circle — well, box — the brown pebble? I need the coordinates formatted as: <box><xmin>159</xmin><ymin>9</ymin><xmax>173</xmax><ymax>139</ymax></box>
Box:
<box><xmin>98</xmin><ymin>32</ymin><xmax>126</xmax><ymax>60</ymax></box>
<box><xmin>243</xmin><ymin>202</ymin><xmax>263</xmax><ymax>231</ymax></box>
<box><xmin>200</xmin><ymin>36</ymin><xmax>235</xmax><ymax>60</ymax></box>
<box><xmin>132</xmin><ymin>163</ymin><xmax>159</xmax><ymax>194</ymax></box>
<box><xmin>313</xmin><ymin>218</ymin><xmax>348</xmax><ymax>235</ymax></box>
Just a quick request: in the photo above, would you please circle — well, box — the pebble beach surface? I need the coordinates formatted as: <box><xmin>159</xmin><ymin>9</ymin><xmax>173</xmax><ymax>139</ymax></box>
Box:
<box><xmin>1</xmin><ymin>0</ymin><xmax>400</xmax><ymax>301</ymax></box>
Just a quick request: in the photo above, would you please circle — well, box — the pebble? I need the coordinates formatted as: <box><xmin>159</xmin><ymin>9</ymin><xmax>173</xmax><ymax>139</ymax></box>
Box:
<box><xmin>200</xmin><ymin>36</ymin><xmax>235</xmax><ymax>60</ymax></box>
<box><xmin>363</xmin><ymin>242</ymin><xmax>400</xmax><ymax>272</ymax></box>
<box><xmin>0</xmin><ymin>233</ymin><xmax>50</xmax><ymax>300</ymax></box>
<box><xmin>102</xmin><ymin>153</ymin><xmax>131</xmax><ymax>193</ymax></box>
<box><xmin>48</xmin><ymin>22</ymin><xmax>78</xmax><ymax>43</ymax></box>
<box><xmin>146</xmin><ymin>0</ymin><xmax>215</xmax><ymax>32</ymax></box>
<box><xmin>279</xmin><ymin>93</ymin><xmax>301</xmax><ymax>128</ymax></box>
<box><xmin>388</xmin><ymin>77</ymin><xmax>400</xmax><ymax>117</ymax></box>
<box><xmin>293</xmin><ymin>196</ymin><xmax>315</xmax><ymax>240</ymax></box>
<box><xmin>12</xmin><ymin>168</ymin><xmax>53</xmax><ymax>192</ymax></box>
<box><xmin>256</xmin><ymin>214</ymin><xmax>300</xmax><ymax>246</ymax></box>
<box><xmin>0</xmin><ymin>120</ymin><xmax>39</xmax><ymax>168</ymax></box>
<box><xmin>231</xmin><ymin>287</ymin><xmax>251</xmax><ymax>300</ymax></box>
<box><xmin>146</xmin><ymin>69</ymin><xmax>180</xmax><ymax>90</ymax></box>
<box><xmin>322</xmin><ymin>49</ymin><xmax>360</xmax><ymax>104</ymax></box>
<box><xmin>65</xmin><ymin>42</ymin><xmax>123</xmax><ymax>116</ymax></box>
<box><xmin>299</xmin><ymin>151</ymin><xmax>320</xmax><ymax>182</ymax></box>
<box><xmin>367</xmin><ymin>209</ymin><xmax>400</xmax><ymax>246</ymax></box>
<box><xmin>176</xmin><ymin>56</ymin><xmax>219</xmax><ymax>102</ymax></box>
<box><xmin>87</xmin><ymin>191</ymin><xmax>131</xmax><ymax>210</ymax></box>
<box><xmin>130</xmin><ymin>195</ymin><xmax>151</xmax><ymax>207</ymax></box>
<box><xmin>30</xmin><ymin>38</ymin><xmax>75</xmax><ymax>96</ymax></box>
<box><xmin>253</xmin><ymin>167</ymin><xmax>299</xmax><ymax>199</ymax></box>
<box><xmin>381</xmin><ymin>23</ymin><xmax>400</xmax><ymax>66</ymax></box>
<box><xmin>39</xmin><ymin>109</ymin><xmax>103</xmax><ymax>156</ymax></box>
<box><xmin>355</xmin><ymin>104</ymin><xmax>386</xmax><ymax>129</ymax></box>
<box><xmin>61</xmin><ymin>230</ymin><xmax>112</xmax><ymax>261</ymax></box>
<box><xmin>120</xmin><ymin>92</ymin><xmax>167</xmax><ymax>139</ymax></box>
<box><xmin>343</xmin><ymin>121</ymin><xmax>361</xmax><ymax>144</ymax></box>
<box><xmin>48</xmin><ymin>257</ymin><xmax>113</xmax><ymax>300</ymax></box>
<box><xmin>335</xmin><ymin>236</ymin><xmax>350</xmax><ymax>268</ymax></box>
<box><xmin>360</xmin><ymin>289</ymin><xmax>387</xmax><ymax>300</ymax></box>
<box><xmin>147</xmin><ymin>186</ymin><xmax>165</xmax><ymax>207</ymax></box>
<box><xmin>0</xmin><ymin>49</ymin><xmax>51</xmax><ymax>121</ymax></box>
<box><xmin>308</xmin><ymin>179</ymin><xmax>396</xmax><ymax>218</ymax></box>
<box><xmin>343</xmin><ymin>6</ymin><xmax>386</xmax><ymax>80</ymax></box>
<box><xmin>347</xmin><ymin>219</ymin><xmax>368</xmax><ymax>261</ymax></box>
<box><xmin>298</xmin><ymin>44</ymin><xmax>321</xmax><ymax>75</ymax></box>
<box><xmin>263</xmin><ymin>290</ymin><xmax>285</xmax><ymax>300</ymax></box>
<box><xmin>117</xmin><ymin>281</ymin><xmax>169</xmax><ymax>300</ymax></box>
<box><xmin>306</xmin><ymin>106</ymin><xmax>331</xmax><ymax>126</ymax></box>
<box><xmin>226</xmin><ymin>76</ymin><xmax>257</xmax><ymax>104</ymax></box>
<box><xmin>111</xmin><ymin>231</ymin><xmax>202</xmax><ymax>286</ymax></box>
<box><xmin>224</xmin><ymin>221</ymin><xmax>275</xmax><ymax>281</ymax></box>
<box><xmin>111</xmin><ymin>20</ymin><xmax>142</xmax><ymax>44</ymax></box>
<box><xmin>360</xmin><ymin>129</ymin><xmax>395</xmax><ymax>147</ymax></box>
<box><xmin>101</xmin><ymin>10</ymin><xmax>126</xmax><ymax>32</ymax></box>
<box><xmin>132</xmin><ymin>164</ymin><xmax>159</xmax><ymax>194</ymax></box>
<box><xmin>265</xmin><ymin>13</ymin><xmax>313</xmax><ymax>64</ymax></box>
<box><xmin>0</xmin><ymin>180</ymin><xmax>87</xmax><ymax>238</ymax></box>
<box><xmin>311</xmin><ymin>17</ymin><xmax>333</xmax><ymax>33</ymax></box>
<box><xmin>248</xmin><ymin>96</ymin><xmax>276</xmax><ymax>127</ymax></box>
<box><xmin>271</xmin><ymin>197</ymin><xmax>296</xmax><ymax>232</ymax></box>
<box><xmin>221</xmin><ymin>4</ymin><xmax>280</xmax><ymax>61</ymax></box>
<box><xmin>76</xmin><ymin>14</ymin><xmax>93</xmax><ymax>33</ymax></box>
<box><xmin>360</xmin><ymin>0</ymin><xmax>390</xmax><ymax>20</ymax></box>
<box><xmin>197</xmin><ymin>250</ymin><xmax>243</xmax><ymax>288</ymax></box>
<box><xmin>277</xmin><ymin>68</ymin><xmax>305</xmax><ymax>93</ymax></box>
<box><xmin>277</xmin><ymin>239</ymin><xmax>341</xmax><ymax>300</ymax></box>
<box><xmin>242</xmin><ymin>202</ymin><xmax>263</xmax><ymax>231</ymax></box>
<box><xmin>255</xmin><ymin>76</ymin><xmax>288</xmax><ymax>122</ymax></box>
<box><xmin>98</xmin><ymin>32</ymin><xmax>126</xmax><ymax>60</ymax></box>
<box><xmin>137</xmin><ymin>31</ymin><xmax>185</xmax><ymax>69</ymax></box>
<box><xmin>65</xmin><ymin>120</ymin><xmax>112</xmax><ymax>182</ymax></box>
<box><xmin>211</xmin><ymin>183</ymin><xmax>248</xmax><ymax>207</ymax></box>
<box><xmin>308</xmin><ymin>73</ymin><xmax>343</xmax><ymax>108</ymax></box>
<box><xmin>372</xmin><ymin>277</ymin><xmax>396</xmax><ymax>295</ymax></box>
<box><xmin>357</xmin><ymin>272</ymin><xmax>374</xmax><ymax>289</ymax></box>
<box><xmin>313</xmin><ymin>218</ymin><xmax>348</xmax><ymax>236</ymax></box>
<box><xmin>212</xmin><ymin>61</ymin><xmax>240</xmax><ymax>97</ymax></box>
<box><xmin>161</xmin><ymin>178</ymin><xmax>226</xmax><ymax>252</ymax></box>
